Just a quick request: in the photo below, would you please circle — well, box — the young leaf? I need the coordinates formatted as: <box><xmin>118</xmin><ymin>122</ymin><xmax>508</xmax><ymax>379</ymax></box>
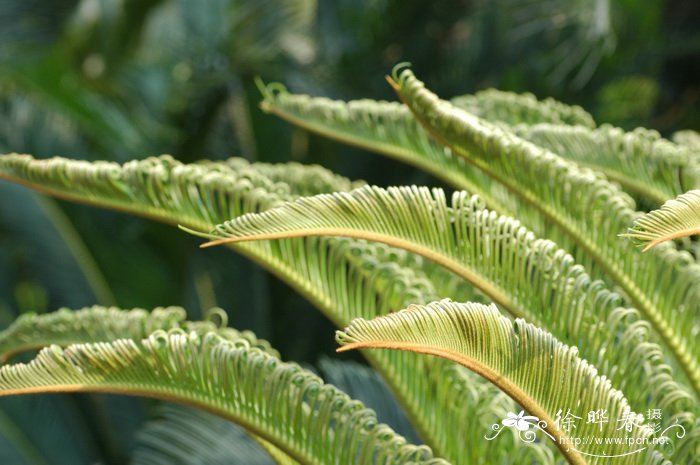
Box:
<box><xmin>450</xmin><ymin>89</ymin><xmax>596</xmax><ymax>128</ymax></box>
<box><xmin>195</xmin><ymin>184</ymin><xmax>698</xmax><ymax>448</ymax></box>
<box><xmin>388</xmin><ymin>69</ymin><xmax>700</xmax><ymax>397</ymax></box>
<box><xmin>514</xmin><ymin>123</ymin><xmax>700</xmax><ymax>205</ymax></box>
<box><xmin>624</xmin><ymin>190</ymin><xmax>700</xmax><ymax>251</ymax></box>
<box><xmin>0</xmin><ymin>330</ymin><xmax>446</xmax><ymax>465</ymax></box>
<box><xmin>1</xmin><ymin>154</ymin><xmax>522</xmax><ymax>463</ymax></box>
<box><xmin>258</xmin><ymin>84</ymin><xmax>521</xmax><ymax>219</ymax></box>
<box><xmin>337</xmin><ymin>300</ymin><xmax>666</xmax><ymax>465</ymax></box>
<box><xmin>0</xmin><ymin>305</ymin><xmax>276</xmax><ymax>363</ymax></box>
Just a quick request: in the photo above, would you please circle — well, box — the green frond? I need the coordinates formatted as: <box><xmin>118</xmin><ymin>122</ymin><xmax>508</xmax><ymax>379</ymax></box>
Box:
<box><xmin>194</xmin><ymin>184</ymin><xmax>698</xmax><ymax>449</ymax></box>
<box><xmin>451</xmin><ymin>89</ymin><xmax>596</xmax><ymax>128</ymax></box>
<box><xmin>0</xmin><ymin>154</ymin><xmax>356</xmax><ymax>230</ymax></box>
<box><xmin>132</xmin><ymin>404</ymin><xmax>278</xmax><ymax>465</ymax></box>
<box><xmin>0</xmin><ymin>154</ymin><xmax>545</xmax><ymax>463</ymax></box>
<box><xmin>673</xmin><ymin>130</ymin><xmax>700</xmax><ymax>152</ymax></box>
<box><xmin>624</xmin><ymin>190</ymin><xmax>700</xmax><ymax>251</ymax></box>
<box><xmin>258</xmin><ymin>84</ymin><xmax>522</xmax><ymax>219</ymax></box>
<box><xmin>0</xmin><ymin>330</ymin><xmax>445</xmax><ymax>465</ymax></box>
<box><xmin>389</xmin><ymin>69</ymin><xmax>700</xmax><ymax>397</ymax></box>
<box><xmin>337</xmin><ymin>300</ymin><xmax>666</xmax><ymax>465</ymax></box>
<box><xmin>514</xmin><ymin>123</ymin><xmax>700</xmax><ymax>205</ymax></box>
<box><xmin>0</xmin><ymin>305</ymin><xmax>277</xmax><ymax>363</ymax></box>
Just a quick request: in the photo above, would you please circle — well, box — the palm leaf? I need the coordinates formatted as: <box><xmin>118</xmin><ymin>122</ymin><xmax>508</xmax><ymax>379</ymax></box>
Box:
<box><xmin>514</xmin><ymin>123</ymin><xmax>700</xmax><ymax>205</ymax></box>
<box><xmin>672</xmin><ymin>130</ymin><xmax>700</xmax><ymax>152</ymax></box>
<box><xmin>337</xmin><ymin>300</ymin><xmax>666</xmax><ymax>465</ymax></box>
<box><xmin>0</xmin><ymin>154</ymin><xmax>545</xmax><ymax>463</ymax></box>
<box><xmin>624</xmin><ymin>190</ymin><xmax>700</xmax><ymax>251</ymax></box>
<box><xmin>388</xmin><ymin>68</ymin><xmax>700</xmax><ymax>397</ymax></box>
<box><xmin>450</xmin><ymin>89</ymin><xmax>596</xmax><ymax>128</ymax></box>
<box><xmin>193</xmin><ymin>185</ymin><xmax>697</xmax><ymax>442</ymax></box>
<box><xmin>0</xmin><ymin>329</ymin><xmax>445</xmax><ymax>465</ymax></box>
<box><xmin>257</xmin><ymin>83</ymin><xmax>522</xmax><ymax>220</ymax></box>
<box><xmin>0</xmin><ymin>305</ymin><xmax>276</xmax><ymax>363</ymax></box>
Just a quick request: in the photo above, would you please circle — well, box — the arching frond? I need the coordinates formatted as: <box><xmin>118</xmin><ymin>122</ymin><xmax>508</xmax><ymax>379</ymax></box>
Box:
<box><xmin>0</xmin><ymin>306</ymin><xmax>277</xmax><ymax>363</ymax></box>
<box><xmin>0</xmin><ymin>155</ymin><xmax>547</xmax><ymax>463</ymax></box>
<box><xmin>672</xmin><ymin>130</ymin><xmax>700</xmax><ymax>152</ymax></box>
<box><xmin>624</xmin><ymin>190</ymin><xmax>700</xmax><ymax>251</ymax></box>
<box><xmin>451</xmin><ymin>89</ymin><xmax>595</xmax><ymax>128</ymax></box>
<box><xmin>337</xmin><ymin>300</ymin><xmax>665</xmax><ymax>465</ymax></box>
<box><xmin>388</xmin><ymin>69</ymin><xmax>700</xmax><ymax>397</ymax></box>
<box><xmin>0</xmin><ymin>330</ymin><xmax>445</xmax><ymax>465</ymax></box>
<box><xmin>258</xmin><ymin>84</ymin><xmax>522</xmax><ymax>219</ymax></box>
<box><xmin>514</xmin><ymin>123</ymin><xmax>700</xmax><ymax>205</ymax></box>
<box><xmin>194</xmin><ymin>184</ymin><xmax>698</xmax><ymax>451</ymax></box>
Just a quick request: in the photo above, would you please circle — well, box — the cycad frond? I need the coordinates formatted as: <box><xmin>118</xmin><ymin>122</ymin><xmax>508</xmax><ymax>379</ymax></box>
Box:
<box><xmin>451</xmin><ymin>89</ymin><xmax>595</xmax><ymax>128</ymax></box>
<box><xmin>337</xmin><ymin>300</ymin><xmax>665</xmax><ymax>465</ymax></box>
<box><xmin>625</xmin><ymin>190</ymin><xmax>700</xmax><ymax>251</ymax></box>
<box><xmin>0</xmin><ymin>306</ymin><xmax>276</xmax><ymax>363</ymax></box>
<box><xmin>389</xmin><ymin>69</ymin><xmax>700</xmax><ymax>396</ymax></box>
<box><xmin>673</xmin><ymin>130</ymin><xmax>700</xmax><ymax>152</ymax></box>
<box><xmin>0</xmin><ymin>330</ymin><xmax>445</xmax><ymax>465</ymax></box>
<box><xmin>195</xmin><ymin>185</ymin><xmax>697</xmax><ymax>439</ymax></box>
<box><xmin>514</xmin><ymin>123</ymin><xmax>700</xmax><ymax>205</ymax></box>
<box><xmin>0</xmin><ymin>154</ymin><xmax>543</xmax><ymax>463</ymax></box>
<box><xmin>258</xmin><ymin>84</ymin><xmax>522</xmax><ymax>219</ymax></box>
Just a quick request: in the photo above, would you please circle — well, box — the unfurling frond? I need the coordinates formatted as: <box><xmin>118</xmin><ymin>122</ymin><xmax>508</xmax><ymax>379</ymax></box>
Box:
<box><xmin>0</xmin><ymin>330</ymin><xmax>445</xmax><ymax>465</ymax></box>
<box><xmin>0</xmin><ymin>305</ymin><xmax>276</xmax><ymax>363</ymax></box>
<box><xmin>258</xmin><ymin>84</ymin><xmax>519</xmax><ymax>218</ymax></box>
<box><xmin>337</xmin><ymin>300</ymin><xmax>665</xmax><ymax>465</ymax></box>
<box><xmin>0</xmin><ymin>155</ymin><xmax>545</xmax><ymax>463</ymax></box>
<box><xmin>514</xmin><ymin>124</ymin><xmax>700</xmax><ymax>205</ymax></box>
<box><xmin>673</xmin><ymin>130</ymin><xmax>700</xmax><ymax>152</ymax></box>
<box><xmin>387</xmin><ymin>69</ymin><xmax>700</xmax><ymax>397</ymax></box>
<box><xmin>451</xmin><ymin>89</ymin><xmax>596</xmax><ymax>128</ymax></box>
<box><xmin>195</xmin><ymin>185</ymin><xmax>697</xmax><ymax>443</ymax></box>
<box><xmin>625</xmin><ymin>190</ymin><xmax>700</xmax><ymax>251</ymax></box>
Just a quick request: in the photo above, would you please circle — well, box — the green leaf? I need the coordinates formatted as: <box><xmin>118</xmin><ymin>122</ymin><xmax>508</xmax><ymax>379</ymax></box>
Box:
<box><xmin>0</xmin><ymin>305</ymin><xmax>276</xmax><ymax>363</ymax></box>
<box><xmin>624</xmin><ymin>190</ymin><xmax>700</xmax><ymax>251</ymax></box>
<box><xmin>337</xmin><ymin>300</ymin><xmax>666</xmax><ymax>465</ymax></box>
<box><xmin>0</xmin><ymin>329</ymin><xmax>445</xmax><ymax>465</ymax></box>
<box><xmin>513</xmin><ymin>123</ymin><xmax>700</xmax><ymax>205</ymax></box>
<box><xmin>673</xmin><ymin>130</ymin><xmax>700</xmax><ymax>152</ymax></box>
<box><xmin>0</xmin><ymin>155</ymin><xmax>535</xmax><ymax>463</ymax></box>
<box><xmin>388</xmin><ymin>68</ymin><xmax>700</xmax><ymax>397</ymax></box>
<box><xmin>258</xmin><ymin>83</ymin><xmax>521</xmax><ymax>219</ymax></box>
<box><xmin>450</xmin><ymin>89</ymin><xmax>596</xmax><ymax>128</ymax></box>
<box><xmin>194</xmin><ymin>184</ymin><xmax>697</xmax><ymax>446</ymax></box>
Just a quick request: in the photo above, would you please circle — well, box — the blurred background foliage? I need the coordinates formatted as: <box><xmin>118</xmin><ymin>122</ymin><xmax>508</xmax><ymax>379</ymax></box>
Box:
<box><xmin>0</xmin><ymin>1</ymin><xmax>698</xmax><ymax>463</ymax></box>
